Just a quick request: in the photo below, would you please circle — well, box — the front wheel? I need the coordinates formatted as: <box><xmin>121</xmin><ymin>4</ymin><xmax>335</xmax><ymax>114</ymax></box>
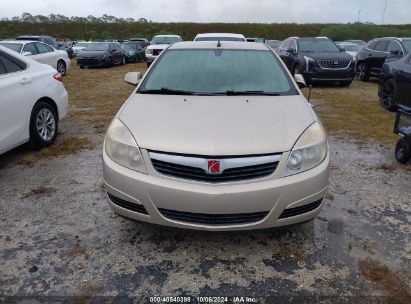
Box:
<box><xmin>340</xmin><ymin>81</ymin><xmax>352</xmax><ymax>87</ymax></box>
<box><xmin>57</xmin><ymin>60</ymin><xmax>66</xmax><ymax>76</ymax></box>
<box><xmin>380</xmin><ymin>79</ymin><xmax>397</xmax><ymax>112</ymax></box>
<box><xmin>356</xmin><ymin>62</ymin><xmax>370</xmax><ymax>81</ymax></box>
<box><xmin>29</xmin><ymin>101</ymin><xmax>58</xmax><ymax>150</ymax></box>
<box><xmin>122</xmin><ymin>56</ymin><xmax>126</xmax><ymax>65</ymax></box>
<box><xmin>395</xmin><ymin>138</ymin><xmax>411</xmax><ymax>164</ymax></box>
<box><xmin>293</xmin><ymin>64</ymin><xmax>301</xmax><ymax>76</ymax></box>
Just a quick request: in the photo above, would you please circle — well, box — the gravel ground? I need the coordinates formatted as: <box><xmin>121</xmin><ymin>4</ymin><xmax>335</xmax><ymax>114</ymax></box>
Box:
<box><xmin>0</xmin><ymin>63</ymin><xmax>410</xmax><ymax>303</ymax></box>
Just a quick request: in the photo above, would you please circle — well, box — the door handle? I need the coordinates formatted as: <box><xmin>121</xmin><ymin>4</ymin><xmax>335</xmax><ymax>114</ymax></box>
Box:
<box><xmin>20</xmin><ymin>78</ymin><xmax>32</xmax><ymax>85</ymax></box>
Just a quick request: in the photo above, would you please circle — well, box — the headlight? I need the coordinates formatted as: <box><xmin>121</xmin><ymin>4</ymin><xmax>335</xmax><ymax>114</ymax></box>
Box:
<box><xmin>129</xmin><ymin>51</ymin><xmax>135</xmax><ymax>55</ymax></box>
<box><xmin>146</xmin><ymin>48</ymin><xmax>153</xmax><ymax>55</ymax></box>
<box><xmin>304</xmin><ymin>56</ymin><xmax>315</xmax><ymax>72</ymax></box>
<box><xmin>284</xmin><ymin>122</ymin><xmax>327</xmax><ymax>176</ymax></box>
<box><xmin>102</xmin><ymin>53</ymin><xmax>107</xmax><ymax>59</ymax></box>
<box><xmin>105</xmin><ymin>119</ymin><xmax>147</xmax><ymax>173</ymax></box>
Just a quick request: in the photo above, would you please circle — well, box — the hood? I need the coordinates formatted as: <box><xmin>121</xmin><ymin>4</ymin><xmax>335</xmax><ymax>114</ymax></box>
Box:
<box><xmin>78</xmin><ymin>50</ymin><xmax>107</xmax><ymax>57</ymax></box>
<box><xmin>147</xmin><ymin>44</ymin><xmax>170</xmax><ymax>50</ymax></box>
<box><xmin>301</xmin><ymin>51</ymin><xmax>353</xmax><ymax>61</ymax></box>
<box><xmin>118</xmin><ymin>94</ymin><xmax>315</xmax><ymax>156</ymax></box>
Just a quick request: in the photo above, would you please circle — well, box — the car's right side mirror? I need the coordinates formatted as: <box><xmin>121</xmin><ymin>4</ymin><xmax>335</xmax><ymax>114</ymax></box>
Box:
<box><xmin>390</xmin><ymin>50</ymin><xmax>400</xmax><ymax>55</ymax></box>
<box><xmin>287</xmin><ymin>48</ymin><xmax>296</xmax><ymax>54</ymax></box>
<box><xmin>294</xmin><ymin>74</ymin><xmax>307</xmax><ymax>89</ymax></box>
<box><xmin>124</xmin><ymin>72</ymin><xmax>142</xmax><ymax>86</ymax></box>
<box><xmin>22</xmin><ymin>51</ymin><xmax>32</xmax><ymax>56</ymax></box>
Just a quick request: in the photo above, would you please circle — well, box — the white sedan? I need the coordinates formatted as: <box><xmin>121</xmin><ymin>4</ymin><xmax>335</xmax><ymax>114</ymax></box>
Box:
<box><xmin>0</xmin><ymin>45</ymin><xmax>68</xmax><ymax>155</ymax></box>
<box><xmin>0</xmin><ymin>40</ymin><xmax>71</xmax><ymax>76</ymax></box>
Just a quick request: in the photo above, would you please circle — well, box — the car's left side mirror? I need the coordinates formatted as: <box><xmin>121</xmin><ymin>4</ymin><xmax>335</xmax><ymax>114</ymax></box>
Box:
<box><xmin>294</xmin><ymin>73</ymin><xmax>306</xmax><ymax>89</ymax></box>
<box><xmin>390</xmin><ymin>50</ymin><xmax>400</xmax><ymax>55</ymax></box>
<box><xmin>124</xmin><ymin>72</ymin><xmax>142</xmax><ymax>86</ymax></box>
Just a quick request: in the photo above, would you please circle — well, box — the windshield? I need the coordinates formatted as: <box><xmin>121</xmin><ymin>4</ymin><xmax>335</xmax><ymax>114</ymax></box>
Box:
<box><xmin>195</xmin><ymin>37</ymin><xmax>245</xmax><ymax>42</ymax></box>
<box><xmin>0</xmin><ymin>43</ymin><xmax>23</xmax><ymax>53</ymax></box>
<box><xmin>139</xmin><ymin>49</ymin><xmax>296</xmax><ymax>95</ymax></box>
<box><xmin>403</xmin><ymin>40</ymin><xmax>411</xmax><ymax>52</ymax></box>
<box><xmin>267</xmin><ymin>41</ymin><xmax>280</xmax><ymax>48</ymax></box>
<box><xmin>76</xmin><ymin>43</ymin><xmax>90</xmax><ymax>47</ymax></box>
<box><xmin>151</xmin><ymin>36</ymin><xmax>179</xmax><ymax>45</ymax></box>
<box><xmin>299</xmin><ymin>39</ymin><xmax>340</xmax><ymax>53</ymax></box>
<box><xmin>85</xmin><ymin>43</ymin><xmax>110</xmax><ymax>51</ymax></box>
<box><xmin>122</xmin><ymin>44</ymin><xmax>135</xmax><ymax>51</ymax></box>
<box><xmin>339</xmin><ymin>44</ymin><xmax>360</xmax><ymax>52</ymax></box>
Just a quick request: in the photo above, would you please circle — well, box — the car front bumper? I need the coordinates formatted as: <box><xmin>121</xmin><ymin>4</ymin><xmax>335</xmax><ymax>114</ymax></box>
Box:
<box><xmin>103</xmin><ymin>148</ymin><xmax>329</xmax><ymax>231</ymax></box>
<box><xmin>303</xmin><ymin>68</ymin><xmax>355</xmax><ymax>83</ymax></box>
<box><xmin>77</xmin><ymin>57</ymin><xmax>107</xmax><ymax>67</ymax></box>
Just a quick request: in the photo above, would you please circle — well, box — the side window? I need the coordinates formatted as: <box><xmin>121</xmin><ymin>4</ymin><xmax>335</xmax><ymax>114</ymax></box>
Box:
<box><xmin>22</xmin><ymin>43</ymin><xmax>39</xmax><ymax>55</ymax></box>
<box><xmin>387</xmin><ymin>40</ymin><xmax>402</xmax><ymax>54</ymax></box>
<box><xmin>35</xmin><ymin>43</ymin><xmax>52</xmax><ymax>54</ymax></box>
<box><xmin>282</xmin><ymin>40</ymin><xmax>291</xmax><ymax>50</ymax></box>
<box><xmin>375</xmin><ymin>40</ymin><xmax>389</xmax><ymax>52</ymax></box>
<box><xmin>290</xmin><ymin>40</ymin><xmax>297</xmax><ymax>51</ymax></box>
<box><xmin>0</xmin><ymin>52</ymin><xmax>25</xmax><ymax>74</ymax></box>
<box><xmin>367</xmin><ymin>40</ymin><xmax>378</xmax><ymax>50</ymax></box>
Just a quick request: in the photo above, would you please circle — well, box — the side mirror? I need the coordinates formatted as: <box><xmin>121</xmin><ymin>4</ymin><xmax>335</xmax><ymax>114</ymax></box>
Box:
<box><xmin>110</xmin><ymin>49</ymin><xmax>115</xmax><ymax>53</ymax></box>
<box><xmin>390</xmin><ymin>50</ymin><xmax>400</xmax><ymax>55</ymax></box>
<box><xmin>294</xmin><ymin>73</ymin><xmax>306</xmax><ymax>89</ymax></box>
<box><xmin>339</xmin><ymin>47</ymin><xmax>345</xmax><ymax>52</ymax></box>
<box><xmin>124</xmin><ymin>72</ymin><xmax>142</xmax><ymax>86</ymax></box>
<box><xmin>22</xmin><ymin>51</ymin><xmax>32</xmax><ymax>56</ymax></box>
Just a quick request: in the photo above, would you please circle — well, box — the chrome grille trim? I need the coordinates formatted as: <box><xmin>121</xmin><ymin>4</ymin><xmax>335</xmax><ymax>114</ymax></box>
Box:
<box><xmin>317</xmin><ymin>60</ymin><xmax>351</xmax><ymax>70</ymax></box>
<box><xmin>149</xmin><ymin>151</ymin><xmax>281</xmax><ymax>183</ymax></box>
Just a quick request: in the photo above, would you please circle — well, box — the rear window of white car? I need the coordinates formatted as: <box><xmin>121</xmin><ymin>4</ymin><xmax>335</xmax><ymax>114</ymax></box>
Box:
<box><xmin>0</xmin><ymin>43</ymin><xmax>23</xmax><ymax>53</ymax></box>
<box><xmin>139</xmin><ymin>49</ymin><xmax>296</xmax><ymax>95</ymax></box>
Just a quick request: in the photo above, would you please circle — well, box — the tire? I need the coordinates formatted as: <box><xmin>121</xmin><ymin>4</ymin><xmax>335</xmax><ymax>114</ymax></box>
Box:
<box><xmin>147</xmin><ymin>61</ymin><xmax>152</xmax><ymax>68</ymax></box>
<box><xmin>380</xmin><ymin>79</ymin><xmax>397</xmax><ymax>112</ymax></box>
<box><xmin>356</xmin><ymin>62</ymin><xmax>370</xmax><ymax>81</ymax></box>
<box><xmin>395</xmin><ymin>138</ymin><xmax>411</xmax><ymax>164</ymax></box>
<box><xmin>122</xmin><ymin>56</ymin><xmax>126</xmax><ymax>65</ymax></box>
<box><xmin>340</xmin><ymin>81</ymin><xmax>352</xmax><ymax>87</ymax></box>
<box><xmin>79</xmin><ymin>65</ymin><xmax>84</xmax><ymax>69</ymax></box>
<box><xmin>57</xmin><ymin>60</ymin><xmax>66</xmax><ymax>76</ymax></box>
<box><xmin>106</xmin><ymin>57</ymin><xmax>113</xmax><ymax>68</ymax></box>
<box><xmin>29</xmin><ymin>101</ymin><xmax>58</xmax><ymax>150</ymax></box>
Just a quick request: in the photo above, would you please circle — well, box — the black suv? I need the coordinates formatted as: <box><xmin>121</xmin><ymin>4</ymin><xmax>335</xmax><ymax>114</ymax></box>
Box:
<box><xmin>278</xmin><ymin>37</ymin><xmax>355</xmax><ymax>86</ymax></box>
<box><xmin>356</xmin><ymin>37</ymin><xmax>411</xmax><ymax>81</ymax></box>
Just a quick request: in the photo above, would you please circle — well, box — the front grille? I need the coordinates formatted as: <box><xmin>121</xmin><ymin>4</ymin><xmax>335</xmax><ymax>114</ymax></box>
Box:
<box><xmin>159</xmin><ymin>208</ymin><xmax>269</xmax><ymax>225</ymax></box>
<box><xmin>78</xmin><ymin>58</ymin><xmax>101</xmax><ymax>66</ymax></box>
<box><xmin>279</xmin><ymin>199</ymin><xmax>323</xmax><ymax>219</ymax></box>
<box><xmin>151</xmin><ymin>158</ymin><xmax>279</xmax><ymax>183</ymax></box>
<box><xmin>107</xmin><ymin>193</ymin><xmax>148</xmax><ymax>215</ymax></box>
<box><xmin>153</xmin><ymin>49</ymin><xmax>162</xmax><ymax>56</ymax></box>
<box><xmin>317</xmin><ymin>60</ymin><xmax>351</xmax><ymax>69</ymax></box>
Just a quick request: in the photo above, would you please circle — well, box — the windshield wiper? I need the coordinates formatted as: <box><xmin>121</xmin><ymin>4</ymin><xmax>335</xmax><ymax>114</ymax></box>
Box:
<box><xmin>139</xmin><ymin>88</ymin><xmax>197</xmax><ymax>95</ymax></box>
<box><xmin>224</xmin><ymin>90</ymin><xmax>282</xmax><ymax>96</ymax></box>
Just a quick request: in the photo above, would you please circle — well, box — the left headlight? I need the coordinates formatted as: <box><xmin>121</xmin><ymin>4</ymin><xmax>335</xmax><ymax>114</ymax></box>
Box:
<box><xmin>304</xmin><ymin>56</ymin><xmax>315</xmax><ymax>72</ymax></box>
<box><xmin>105</xmin><ymin>118</ymin><xmax>147</xmax><ymax>173</ymax></box>
<box><xmin>284</xmin><ymin>122</ymin><xmax>328</xmax><ymax>177</ymax></box>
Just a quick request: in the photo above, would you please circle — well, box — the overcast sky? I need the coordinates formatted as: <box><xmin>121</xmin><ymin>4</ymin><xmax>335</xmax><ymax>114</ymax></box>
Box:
<box><xmin>1</xmin><ymin>0</ymin><xmax>410</xmax><ymax>24</ymax></box>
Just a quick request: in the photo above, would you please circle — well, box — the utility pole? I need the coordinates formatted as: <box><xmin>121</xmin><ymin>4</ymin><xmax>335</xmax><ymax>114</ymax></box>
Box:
<box><xmin>381</xmin><ymin>0</ymin><xmax>388</xmax><ymax>25</ymax></box>
<box><xmin>357</xmin><ymin>9</ymin><xmax>361</xmax><ymax>23</ymax></box>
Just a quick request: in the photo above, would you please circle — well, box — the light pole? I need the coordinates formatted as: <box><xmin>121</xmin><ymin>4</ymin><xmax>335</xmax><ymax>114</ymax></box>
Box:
<box><xmin>357</xmin><ymin>9</ymin><xmax>361</xmax><ymax>23</ymax></box>
<box><xmin>381</xmin><ymin>0</ymin><xmax>388</xmax><ymax>25</ymax></box>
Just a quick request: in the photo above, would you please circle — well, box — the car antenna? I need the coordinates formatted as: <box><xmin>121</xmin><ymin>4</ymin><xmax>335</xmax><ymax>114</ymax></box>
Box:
<box><xmin>217</xmin><ymin>40</ymin><xmax>221</xmax><ymax>47</ymax></box>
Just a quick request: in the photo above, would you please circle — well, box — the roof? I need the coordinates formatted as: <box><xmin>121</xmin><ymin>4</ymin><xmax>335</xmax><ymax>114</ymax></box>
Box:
<box><xmin>0</xmin><ymin>40</ymin><xmax>36</xmax><ymax>45</ymax></box>
<box><xmin>195</xmin><ymin>33</ymin><xmax>246</xmax><ymax>39</ymax></box>
<box><xmin>169</xmin><ymin>41</ymin><xmax>269</xmax><ymax>51</ymax></box>
<box><xmin>153</xmin><ymin>35</ymin><xmax>181</xmax><ymax>38</ymax></box>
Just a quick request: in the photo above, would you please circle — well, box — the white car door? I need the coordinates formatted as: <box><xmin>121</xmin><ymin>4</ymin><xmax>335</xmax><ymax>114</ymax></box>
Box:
<box><xmin>0</xmin><ymin>50</ymin><xmax>35</xmax><ymax>153</ymax></box>
<box><xmin>31</xmin><ymin>42</ymin><xmax>58</xmax><ymax>70</ymax></box>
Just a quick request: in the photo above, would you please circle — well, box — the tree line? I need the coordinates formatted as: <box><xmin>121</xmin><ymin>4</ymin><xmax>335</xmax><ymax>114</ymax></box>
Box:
<box><xmin>1</xmin><ymin>13</ymin><xmax>411</xmax><ymax>41</ymax></box>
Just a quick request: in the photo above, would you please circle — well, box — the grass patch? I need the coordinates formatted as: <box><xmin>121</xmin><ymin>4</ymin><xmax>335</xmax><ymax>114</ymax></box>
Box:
<box><xmin>303</xmin><ymin>81</ymin><xmax>397</xmax><ymax>146</ymax></box>
<box><xmin>64</xmin><ymin>60</ymin><xmax>147</xmax><ymax>126</ymax></box>
<box><xmin>326</xmin><ymin>193</ymin><xmax>335</xmax><ymax>201</ymax></box>
<box><xmin>358</xmin><ymin>259</ymin><xmax>411</xmax><ymax>301</ymax></box>
<box><xmin>17</xmin><ymin>137</ymin><xmax>95</xmax><ymax>167</ymax></box>
<box><xmin>274</xmin><ymin>244</ymin><xmax>307</xmax><ymax>262</ymax></box>
<box><xmin>21</xmin><ymin>186</ymin><xmax>56</xmax><ymax>198</ymax></box>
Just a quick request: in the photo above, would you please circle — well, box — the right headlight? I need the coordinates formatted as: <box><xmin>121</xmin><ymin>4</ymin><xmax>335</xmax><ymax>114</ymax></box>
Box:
<box><xmin>284</xmin><ymin>122</ymin><xmax>328</xmax><ymax>177</ymax></box>
<box><xmin>105</xmin><ymin>119</ymin><xmax>147</xmax><ymax>173</ymax></box>
<box><xmin>304</xmin><ymin>56</ymin><xmax>315</xmax><ymax>72</ymax></box>
<box><xmin>145</xmin><ymin>48</ymin><xmax>153</xmax><ymax>55</ymax></box>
